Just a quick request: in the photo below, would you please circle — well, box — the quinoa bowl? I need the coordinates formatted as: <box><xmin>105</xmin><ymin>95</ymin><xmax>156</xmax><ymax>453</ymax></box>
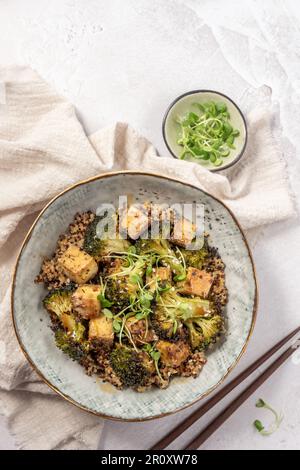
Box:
<box><xmin>12</xmin><ymin>171</ymin><xmax>257</xmax><ymax>420</ymax></box>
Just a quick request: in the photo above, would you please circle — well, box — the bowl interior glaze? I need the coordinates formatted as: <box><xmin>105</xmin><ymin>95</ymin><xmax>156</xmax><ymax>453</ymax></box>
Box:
<box><xmin>12</xmin><ymin>172</ymin><xmax>257</xmax><ymax>420</ymax></box>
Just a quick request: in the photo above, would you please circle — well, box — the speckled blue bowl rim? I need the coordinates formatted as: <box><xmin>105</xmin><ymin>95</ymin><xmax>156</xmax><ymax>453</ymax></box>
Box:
<box><xmin>162</xmin><ymin>89</ymin><xmax>248</xmax><ymax>172</ymax></box>
<box><xmin>11</xmin><ymin>170</ymin><xmax>258</xmax><ymax>422</ymax></box>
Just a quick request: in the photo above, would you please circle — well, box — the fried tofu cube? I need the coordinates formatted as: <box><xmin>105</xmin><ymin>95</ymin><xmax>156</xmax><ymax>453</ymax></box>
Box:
<box><xmin>178</xmin><ymin>267</ymin><xmax>213</xmax><ymax>298</ymax></box>
<box><xmin>120</xmin><ymin>204</ymin><xmax>149</xmax><ymax>239</ymax></box>
<box><xmin>125</xmin><ymin>318</ymin><xmax>157</xmax><ymax>344</ymax></box>
<box><xmin>58</xmin><ymin>246</ymin><xmax>98</xmax><ymax>284</ymax></box>
<box><xmin>89</xmin><ymin>315</ymin><xmax>114</xmax><ymax>345</ymax></box>
<box><xmin>157</xmin><ymin>340</ymin><xmax>190</xmax><ymax>368</ymax></box>
<box><xmin>171</xmin><ymin>217</ymin><xmax>196</xmax><ymax>247</ymax></box>
<box><xmin>71</xmin><ymin>284</ymin><xmax>101</xmax><ymax>319</ymax></box>
<box><xmin>146</xmin><ymin>266</ymin><xmax>171</xmax><ymax>291</ymax></box>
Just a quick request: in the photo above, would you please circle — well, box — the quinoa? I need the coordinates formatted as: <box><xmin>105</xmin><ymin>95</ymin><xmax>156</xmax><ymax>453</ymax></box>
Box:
<box><xmin>180</xmin><ymin>351</ymin><xmax>207</xmax><ymax>377</ymax></box>
<box><xmin>81</xmin><ymin>349</ymin><xmax>124</xmax><ymax>389</ymax></box>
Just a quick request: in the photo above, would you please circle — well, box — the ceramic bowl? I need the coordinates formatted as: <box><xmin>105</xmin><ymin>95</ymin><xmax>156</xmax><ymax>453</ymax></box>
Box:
<box><xmin>12</xmin><ymin>171</ymin><xmax>257</xmax><ymax>421</ymax></box>
<box><xmin>162</xmin><ymin>90</ymin><xmax>247</xmax><ymax>171</ymax></box>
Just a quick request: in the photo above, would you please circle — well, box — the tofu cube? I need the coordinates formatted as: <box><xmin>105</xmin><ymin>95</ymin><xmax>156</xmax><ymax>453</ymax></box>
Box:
<box><xmin>126</xmin><ymin>317</ymin><xmax>157</xmax><ymax>344</ymax></box>
<box><xmin>120</xmin><ymin>204</ymin><xmax>149</xmax><ymax>239</ymax></box>
<box><xmin>58</xmin><ymin>245</ymin><xmax>98</xmax><ymax>284</ymax></box>
<box><xmin>171</xmin><ymin>218</ymin><xmax>196</xmax><ymax>247</ymax></box>
<box><xmin>89</xmin><ymin>315</ymin><xmax>114</xmax><ymax>345</ymax></box>
<box><xmin>146</xmin><ymin>266</ymin><xmax>171</xmax><ymax>292</ymax></box>
<box><xmin>71</xmin><ymin>284</ymin><xmax>101</xmax><ymax>319</ymax></box>
<box><xmin>178</xmin><ymin>267</ymin><xmax>213</xmax><ymax>298</ymax></box>
<box><xmin>156</xmin><ymin>340</ymin><xmax>190</xmax><ymax>368</ymax></box>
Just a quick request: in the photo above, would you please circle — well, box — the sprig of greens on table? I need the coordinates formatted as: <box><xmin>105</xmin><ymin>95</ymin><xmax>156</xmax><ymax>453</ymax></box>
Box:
<box><xmin>253</xmin><ymin>398</ymin><xmax>283</xmax><ymax>436</ymax></box>
<box><xmin>176</xmin><ymin>101</ymin><xmax>240</xmax><ymax>167</ymax></box>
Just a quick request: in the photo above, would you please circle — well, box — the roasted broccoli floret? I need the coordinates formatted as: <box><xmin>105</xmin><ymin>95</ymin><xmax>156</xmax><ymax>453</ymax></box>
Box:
<box><xmin>156</xmin><ymin>289</ymin><xmax>212</xmax><ymax>319</ymax></box>
<box><xmin>44</xmin><ymin>286</ymin><xmax>89</xmax><ymax>358</ymax></box>
<box><xmin>151</xmin><ymin>307</ymin><xmax>182</xmax><ymax>340</ymax></box>
<box><xmin>181</xmin><ymin>246</ymin><xmax>209</xmax><ymax>269</ymax></box>
<box><xmin>43</xmin><ymin>285</ymin><xmax>75</xmax><ymax>318</ymax></box>
<box><xmin>154</xmin><ymin>289</ymin><xmax>223</xmax><ymax>350</ymax></box>
<box><xmin>83</xmin><ymin>216</ymin><xmax>131</xmax><ymax>260</ymax></box>
<box><xmin>181</xmin><ymin>237</ymin><xmax>219</xmax><ymax>270</ymax></box>
<box><xmin>135</xmin><ymin>238</ymin><xmax>183</xmax><ymax>275</ymax></box>
<box><xmin>110</xmin><ymin>346</ymin><xmax>149</xmax><ymax>387</ymax></box>
<box><xmin>54</xmin><ymin>328</ymin><xmax>88</xmax><ymax>361</ymax></box>
<box><xmin>105</xmin><ymin>277</ymin><xmax>132</xmax><ymax>311</ymax></box>
<box><xmin>185</xmin><ymin>315</ymin><xmax>224</xmax><ymax>350</ymax></box>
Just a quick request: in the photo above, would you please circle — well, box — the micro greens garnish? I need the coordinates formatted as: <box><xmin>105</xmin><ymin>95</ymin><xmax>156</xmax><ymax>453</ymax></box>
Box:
<box><xmin>143</xmin><ymin>343</ymin><xmax>163</xmax><ymax>382</ymax></box>
<box><xmin>176</xmin><ymin>101</ymin><xmax>240</xmax><ymax>167</ymax></box>
<box><xmin>146</xmin><ymin>264</ymin><xmax>153</xmax><ymax>276</ymax></box>
<box><xmin>98</xmin><ymin>280</ymin><xmax>113</xmax><ymax>308</ymax></box>
<box><xmin>119</xmin><ymin>316</ymin><xmax>126</xmax><ymax>344</ymax></box>
<box><xmin>253</xmin><ymin>398</ymin><xmax>283</xmax><ymax>436</ymax></box>
<box><xmin>112</xmin><ymin>318</ymin><xmax>121</xmax><ymax>333</ymax></box>
<box><xmin>102</xmin><ymin>308</ymin><xmax>113</xmax><ymax>319</ymax></box>
<box><xmin>157</xmin><ymin>282</ymin><xmax>171</xmax><ymax>293</ymax></box>
<box><xmin>98</xmin><ymin>293</ymin><xmax>113</xmax><ymax>308</ymax></box>
<box><xmin>173</xmin><ymin>247</ymin><xmax>187</xmax><ymax>281</ymax></box>
<box><xmin>174</xmin><ymin>272</ymin><xmax>186</xmax><ymax>282</ymax></box>
<box><xmin>124</xmin><ymin>321</ymin><xmax>139</xmax><ymax>351</ymax></box>
<box><xmin>253</xmin><ymin>420</ymin><xmax>265</xmax><ymax>433</ymax></box>
<box><xmin>130</xmin><ymin>273</ymin><xmax>143</xmax><ymax>285</ymax></box>
<box><xmin>105</xmin><ymin>245</ymin><xmax>188</xmax><ymax>351</ymax></box>
<box><xmin>106</xmin><ymin>252</ymin><xmax>148</xmax><ymax>279</ymax></box>
<box><xmin>132</xmin><ymin>285</ymin><xmax>153</xmax><ymax>320</ymax></box>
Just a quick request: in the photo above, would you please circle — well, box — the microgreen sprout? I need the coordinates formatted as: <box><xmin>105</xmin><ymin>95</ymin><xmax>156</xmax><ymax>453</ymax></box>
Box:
<box><xmin>130</xmin><ymin>273</ymin><xmax>143</xmax><ymax>285</ymax></box>
<box><xmin>253</xmin><ymin>398</ymin><xmax>283</xmax><ymax>436</ymax></box>
<box><xmin>123</xmin><ymin>317</ymin><xmax>139</xmax><ymax>352</ymax></box>
<box><xmin>146</xmin><ymin>264</ymin><xmax>153</xmax><ymax>276</ymax></box>
<box><xmin>157</xmin><ymin>282</ymin><xmax>172</xmax><ymax>293</ymax></box>
<box><xmin>143</xmin><ymin>343</ymin><xmax>163</xmax><ymax>383</ymax></box>
<box><xmin>112</xmin><ymin>318</ymin><xmax>122</xmax><ymax>333</ymax></box>
<box><xmin>98</xmin><ymin>293</ymin><xmax>113</xmax><ymax>308</ymax></box>
<box><xmin>174</xmin><ymin>272</ymin><xmax>186</xmax><ymax>282</ymax></box>
<box><xmin>102</xmin><ymin>308</ymin><xmax>113</xmax><ymax>319</ymax></box>
<box><xmin>176</xmin><ymin>101</ymin><xmax>240</xmax><ymax>167</ymax></box>
<box><xmin>173</xmin><ymin>246</ymin><xmax>187</xmax><ymax>281</ymax></box>
<box><xmin>98</xmin><ymin>279</ymin><xmax>113</xmax><ymax>308</ymax></box>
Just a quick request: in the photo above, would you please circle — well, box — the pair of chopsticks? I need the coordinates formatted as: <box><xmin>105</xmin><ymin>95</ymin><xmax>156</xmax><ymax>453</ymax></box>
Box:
<box><xmin>151</xmin><ymin>326</ymin><xmax>300</xmax><ymax>450</ymax></box>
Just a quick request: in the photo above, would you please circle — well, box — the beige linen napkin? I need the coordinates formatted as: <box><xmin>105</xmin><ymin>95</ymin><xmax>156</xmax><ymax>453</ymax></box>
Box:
<box><xmin>0</xmin><ymin>66</ymin><xmax>296</xmax><ymax>449</ymax></box>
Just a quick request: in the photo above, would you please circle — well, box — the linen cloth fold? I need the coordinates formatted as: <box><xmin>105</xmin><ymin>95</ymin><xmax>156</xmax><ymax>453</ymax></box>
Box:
<box><xmin>0</xmin><ymin>66</ymin><xmax>296</xmax><ymax>449</ymax></box>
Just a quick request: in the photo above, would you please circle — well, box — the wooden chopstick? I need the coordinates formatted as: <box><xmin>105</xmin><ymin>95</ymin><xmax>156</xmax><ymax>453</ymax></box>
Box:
<box><xmin>185</xmin><ymin>344</ymin><xmax>296</xmax><ymax>449</ymax></box>
<box><xmin>151</xmin><ymin>327</ymin><xmax>300</xmax><ymax>450</ymax></box>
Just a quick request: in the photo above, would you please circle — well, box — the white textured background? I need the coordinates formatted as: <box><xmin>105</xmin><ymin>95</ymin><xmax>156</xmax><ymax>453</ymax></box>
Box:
<box><xmin>1</xmin><ymin>0</ymin><xmax>300</xmax><ymax>450</ymax></box>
